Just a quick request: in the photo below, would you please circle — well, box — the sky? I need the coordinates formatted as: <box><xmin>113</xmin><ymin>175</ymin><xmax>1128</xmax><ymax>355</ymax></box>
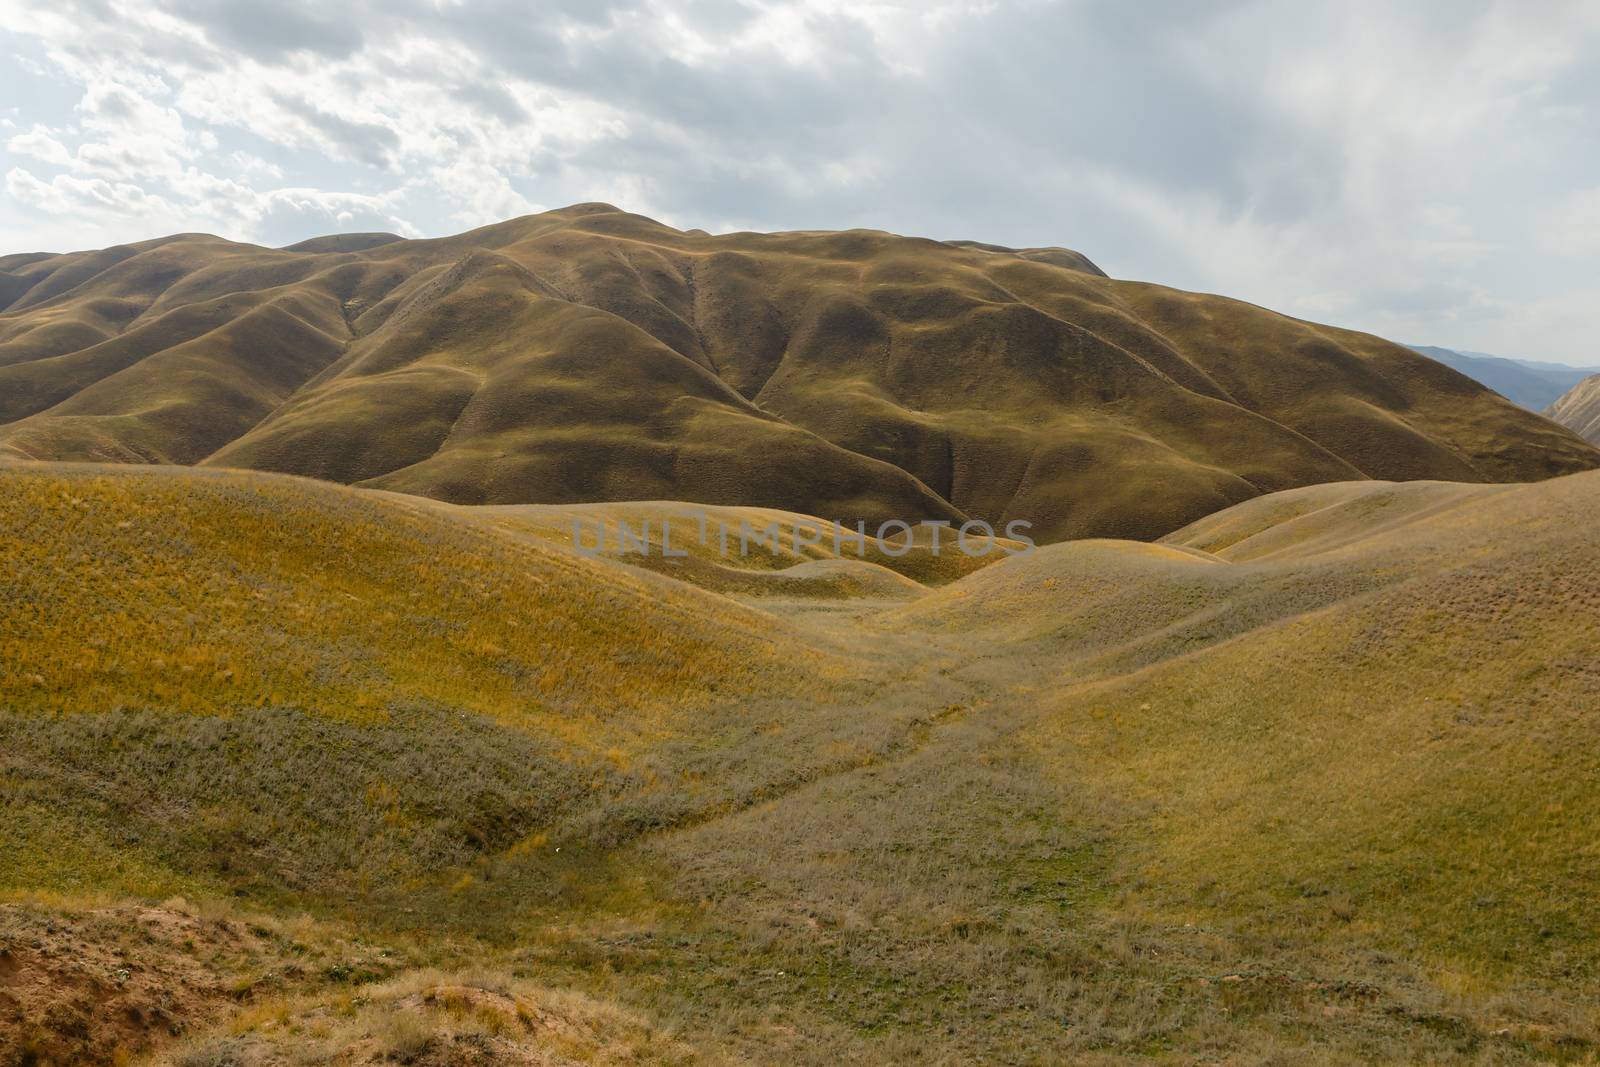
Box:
<box><xmin>1</xmin><ymin>0</ymin><xmax>1597</xmax><ymax>364</ymax></box>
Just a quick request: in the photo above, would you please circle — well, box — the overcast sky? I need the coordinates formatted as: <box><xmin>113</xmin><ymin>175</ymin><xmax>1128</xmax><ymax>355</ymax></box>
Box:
<box><xmin>2</xmin><ymin>0</ymin><xmax>1596</xmax><ymax>364</ymax></box>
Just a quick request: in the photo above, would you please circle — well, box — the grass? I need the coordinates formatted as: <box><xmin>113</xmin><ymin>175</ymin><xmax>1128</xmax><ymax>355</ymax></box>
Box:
<box><xmin>0</xmin><ymin>462</ymin><xmax>834</xmax><ymax>726</ymax></box>
<box><xmin>5</xmin><ymin>461</ymin><xmax>1600</xmax><ymax>1064</ymax></box>
<box><xmin>4</xmin><ymin>203</ymin><xmax>1596</xmax><ymax>543</ymax></box>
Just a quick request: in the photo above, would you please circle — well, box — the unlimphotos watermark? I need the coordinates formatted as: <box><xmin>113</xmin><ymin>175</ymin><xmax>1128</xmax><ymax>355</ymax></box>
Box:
<box><xmin>571</xmin><ymin>511</ymin><xmax>1035</xmax><ymax>560</ymax></box>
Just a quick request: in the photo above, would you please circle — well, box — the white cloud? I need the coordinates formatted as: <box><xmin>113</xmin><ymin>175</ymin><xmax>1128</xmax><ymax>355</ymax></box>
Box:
<box><xmin>7</xmin><ymin>166</ymin><xmax>176</xmax><ymax>217</ymax></box>
<box><xmin>429</xmin><ymin>157</ymin><xmax>540</xmax><ymax>228</ymax></box>
<box><xmin>0</xmin><ymin>0</ymin><xmax>1596</xmax><ymax>362</ymax></box>
<box><xmin>6</xmin><ymin>127</ymin><xmax>73</xmax><ymax>166</ymax></box>
<box><xmin>226</xmin><ymin>151</ymin><xmax>284</xmax><ymax>180</ymax></box>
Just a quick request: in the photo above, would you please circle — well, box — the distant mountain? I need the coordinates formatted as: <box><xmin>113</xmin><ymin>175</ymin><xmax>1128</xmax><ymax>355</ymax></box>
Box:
<box><xmin>2</xmin><ymin>204</ymin><xmax>1597</xmax><ymax>542</ymax></box>
<box><xmin>1407</xmin><ymin>345</ymin><xmax>1600</xmax><ymax>410</ymax></box>
<box><xmin>1546</xmin><ymin>373</ymin><xmax>1600</xmax><ymax>444</ymax></box>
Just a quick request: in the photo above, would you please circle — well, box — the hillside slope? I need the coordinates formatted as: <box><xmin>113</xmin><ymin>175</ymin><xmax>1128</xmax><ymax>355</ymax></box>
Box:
<box><xmin>0</xmin><ymin>462</ymin><xmax>910</xmax><ymax>914</ymax></box>
<box><xmin>3</xmin><ymin>206</ymin><xmax>1596</xmax><ymax>541</ymax></box>
<box><xmin>1546</xmin><ymin>372</ymin><xmax>1600</xmax><ymax>443</ymax></box>
<box><xmin>879</xmin><ymin>472</ymin><xmax>1600</xmax><ymax>1050</ymax></box>
<box><xmin>6</xmin><ymin>462</ymin><xmax>1600</xmax><ymax>1064</ymax></box>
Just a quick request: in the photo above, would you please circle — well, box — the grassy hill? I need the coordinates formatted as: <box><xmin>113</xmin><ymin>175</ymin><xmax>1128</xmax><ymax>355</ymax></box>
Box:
<box><xmin>1546</xmin><ymin>372</ymin><xmax>1600</xmax><ymax>444</ymax></box>
<box><xmin>3</xmin><ymin>205</ymin><xmax>1596</xmax><ymax>542</ymax></box>
<box><xmin>5</xmin><ymin>460</ymin><xmax>1600</xmax><ymax>1064</ymax></box>
<box><xmin>899</xmin><ymin>474</ymin><xmax>1600</xmax><ymax>990</ymax></box>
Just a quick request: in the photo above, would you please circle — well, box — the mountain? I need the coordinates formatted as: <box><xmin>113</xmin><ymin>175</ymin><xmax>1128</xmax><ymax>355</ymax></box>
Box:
<box><xmin>3</xmin><ymin>204</ymin><xmax>1596</xmax><ymax>543</ymax></box>
<box><xmin>1407</xmin><ymin>344</ymin><xmax>1600</xmax><ymax>410</ymax></box>
<box><xmin>1546</xmin><ymin>372</ymin><xmax>1600</xmax><ymax>443</ymax></box>
<box><xmin>7</xmin><ymin>460</ymin><xmax>1600</xmax><ymax>1064</ymax></box>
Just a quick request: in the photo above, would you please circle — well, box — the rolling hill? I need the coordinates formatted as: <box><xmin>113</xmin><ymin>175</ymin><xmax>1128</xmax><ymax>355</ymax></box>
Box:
<box><xmin>5</xmin><ymin>460</ymin><xmax>1600</xmax><ymax>1064</ymax></box>
<box><xmin>1546</xmin><ymin>372</ymin><xmax>1600</xmax><ymax>444</ymax></box>
<box><xmin>3</xmin><ymin>205</ymin><xmax>1596</xmax><ymax>542</ymax></box>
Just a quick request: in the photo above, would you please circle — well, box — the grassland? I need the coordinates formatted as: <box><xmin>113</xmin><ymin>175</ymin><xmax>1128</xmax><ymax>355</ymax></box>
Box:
<box><xmin>4</xmin><ymin>205</ymin><xmax>1596</xmax><ymax>543</ymax></box>
<box><xmin>4</xmin><ymin>460</ymin><xmax>1600</xmax><ymax>1064</ymax></box>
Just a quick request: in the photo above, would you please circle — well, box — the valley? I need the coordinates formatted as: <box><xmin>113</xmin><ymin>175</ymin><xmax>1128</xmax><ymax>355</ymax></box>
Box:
<box><xmin>4</xmin><ymin>461</ymin><xmax>1599</xmax><ymax>1065</ymax></box>
<box><xmin>6</xmin><ymin>1</ymin><xmax>1599</xmax><ymax>1061</ymax></box>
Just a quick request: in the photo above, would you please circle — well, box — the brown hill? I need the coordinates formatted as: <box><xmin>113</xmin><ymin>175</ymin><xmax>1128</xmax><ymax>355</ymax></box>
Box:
<box><xmin>1545</xmin><ymin>371</ymin><xmax>1600</xmax><ymax>443</ymax></box>
<box><xmin>3</xmin><ymin>204</ymin><xmax>1596</xmax><ymax>540</ymax></box>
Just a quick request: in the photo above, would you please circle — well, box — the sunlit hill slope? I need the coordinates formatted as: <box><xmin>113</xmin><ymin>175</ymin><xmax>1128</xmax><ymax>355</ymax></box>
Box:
<box><xmin>1546</xmin><ymin>371</ymin><xmax>1600</xmax><ymax>444</ymax></box>
<box><xmin>4</xmin><ymin>460</ymin><xmax>1600</xmax><ymax>1064</ymax></box>
<box><xmin>3</xmin><ymin>204</ymin><xmax>1596</xmax><ymax>542</ymax></box>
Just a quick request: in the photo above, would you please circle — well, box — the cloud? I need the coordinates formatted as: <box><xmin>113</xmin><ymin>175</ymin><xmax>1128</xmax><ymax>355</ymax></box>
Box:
<box><xmin>169</xmin><ymin>0</ymin><xmax>366</xmax><ymax>62</ymax></box>
<box><xmin>252</xmin><ymin>187</ymin><xmax>421</xmax><ymax>244</ymax></box>
<box><xmin>428</xmin><ymin>157</ymin><xmax>540</xmax><ymax>228</ymax></box>
<box><xmin>271</xmin><ymin>93</ymin><xmax>401</xmax><ymax>169</ymax></box>
<box><xmin>7</xmin><ymin>166</ymin><xmax>178</xmax><ymax>218</ymax></box>
<box><xmin>6</xmin><ymin>127</ymin><xmax>74</xmax><ymax>166</ymax></box>
<box><xmin>0</xmin><ymin>0</ymin><xmax>1597</xmax><ymax>362</ymax></box>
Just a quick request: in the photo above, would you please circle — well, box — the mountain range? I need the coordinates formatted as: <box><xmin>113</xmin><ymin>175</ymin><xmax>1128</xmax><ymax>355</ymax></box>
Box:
<box><xmin>3</xmin><ymin>203</ymin><xmax>1596</xmax><ymax>542</ymax></box>
<box><xmin>1405</xmin><ymin>344</ymin><xmax>1600</xmax><ymax>410</ymax></box>
<box><xmin>9</xmin><ymin>207</ymin><xmax>1600</xmax><ymax>1064</ymax></box>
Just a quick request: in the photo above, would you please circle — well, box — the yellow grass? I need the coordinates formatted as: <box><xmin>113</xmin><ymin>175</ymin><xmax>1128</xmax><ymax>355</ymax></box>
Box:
<box><xmin>5</xmin><ymin>460</ymin><xmax>1600</xmax><ymax>1064</ymax></box>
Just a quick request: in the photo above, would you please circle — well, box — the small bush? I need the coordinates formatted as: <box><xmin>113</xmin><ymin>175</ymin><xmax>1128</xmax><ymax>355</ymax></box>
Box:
<box><xmin>377</xmin><ymin>1011</ymin><xmax>435</xmax><ymax>1063</ymax></box>
<box><xmin>172</xmin><ymin>1038</ymin><xmax>247</xmax><ymax>1067</ymax></box>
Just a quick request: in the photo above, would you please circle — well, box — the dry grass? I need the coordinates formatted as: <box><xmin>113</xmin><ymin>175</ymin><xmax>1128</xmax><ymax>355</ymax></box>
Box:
<box><xmin>4</xmin><ymin>204</ymin><xmax>1595</xmax><ymax>543</ymax></box>
<box><xmin>149</xmin><ymin>964</ymin><xmax>709</xmax><ymax>1066</ymax></box>
<box><xmin>0</xmin><ymin>462</ymin><xmax>835</xmax><ymax>724</ymax></box>
<box><xmin>5</xmin><ymin>462</ymin><xmax>1600</xmax><ymax>1064</ymax></box>
<box><xmin>0</xmin><ymin>462</ymin><xmax>904</xmax><ymax>910</ymax></box>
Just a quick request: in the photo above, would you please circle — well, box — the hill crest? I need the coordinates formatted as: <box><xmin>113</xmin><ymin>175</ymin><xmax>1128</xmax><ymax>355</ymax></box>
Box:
<box><xmin>3</xmin><ymin>205</ymin><xmax>1596</xmax><ymax>541</ymax></box>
